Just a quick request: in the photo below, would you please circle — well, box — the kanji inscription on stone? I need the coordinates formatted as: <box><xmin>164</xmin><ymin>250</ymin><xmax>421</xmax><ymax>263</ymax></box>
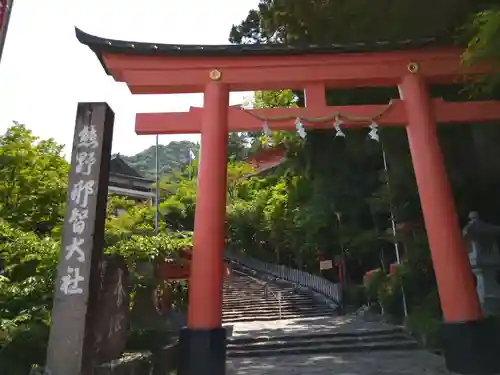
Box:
<box><xmin>45</xmin><ymin>103</ymin><xmax>115</xmax><ymax>375</ymax></box>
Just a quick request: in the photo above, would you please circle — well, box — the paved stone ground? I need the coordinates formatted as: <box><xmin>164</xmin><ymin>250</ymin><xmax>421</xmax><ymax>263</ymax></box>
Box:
<box><xmin>226</xmin><ymin>314</ymin><xmax>452</xmax><ymax>375</ymax></box>
<box><xmin>227</xmin><ymin>350</ymin><xmax>452</xmax><ymax>375</ymax></box>
<box><xmin>227</xmin><ymin>314</ymin><xmax>399</xmax><ymax>339</ymax></box>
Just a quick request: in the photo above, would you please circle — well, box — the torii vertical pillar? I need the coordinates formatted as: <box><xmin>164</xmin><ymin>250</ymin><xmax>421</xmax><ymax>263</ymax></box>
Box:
<box><xmin>400</xmin><ymin>73</ymin><xmax>500</xmax><ymax>375</ymax></box>
<box><xmin>179</xmin><ymin>81</ymin><xmax>229</xmax><ymax>375</ymax></box>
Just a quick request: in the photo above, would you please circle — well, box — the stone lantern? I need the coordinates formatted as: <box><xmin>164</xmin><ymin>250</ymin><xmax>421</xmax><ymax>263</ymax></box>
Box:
<box><xmin>463</xmin><ymin>211</ymin><xmax>500</xmax><ymax>314</ymax></box>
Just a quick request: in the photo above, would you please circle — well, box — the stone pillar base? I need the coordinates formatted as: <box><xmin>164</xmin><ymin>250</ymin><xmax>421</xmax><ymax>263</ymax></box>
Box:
<box><xmin>178</xmin><ymin>327</ymin><xmax>226</xmax><ymax>375</ymax></box>
<box><xmin>442</xmin><ymin>317</ymin><xmax>500</xmax><ymax>374</ymax></box>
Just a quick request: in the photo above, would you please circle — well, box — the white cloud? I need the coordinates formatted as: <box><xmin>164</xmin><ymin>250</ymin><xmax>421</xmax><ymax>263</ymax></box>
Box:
<box><xmin>0</xmin><ymin>0</ymin><xmax>257</xmax><ymax>158</ymax></box>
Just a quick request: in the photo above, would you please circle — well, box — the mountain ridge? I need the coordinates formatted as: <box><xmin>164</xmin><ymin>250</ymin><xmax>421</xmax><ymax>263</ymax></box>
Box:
<box><xmin>119</xmin><ymin>140</ymin><xmax>199</xmax><ymax>179</ymax></box>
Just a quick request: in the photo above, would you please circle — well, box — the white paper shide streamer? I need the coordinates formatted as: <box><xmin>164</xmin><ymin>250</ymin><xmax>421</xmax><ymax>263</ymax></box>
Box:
<box><xmin>368</xmin><ymin>121</ymin><xmax>380</xmax><ymax>142</ymax></box>
<box><xmin>255</xmin><ymin>113</ymin><xmax>381</xmax><ymax>143</ymax></box>
<box><xmin>263</xmin><ymin>120</ymin><xmax>272</xmax><ymax>145</ymax></box>
<box><xmin>334</xmin><ymin>116</ymin><xmax>346</xmax><ymax>138</ymax></box>
<box><xmin>295</xmin><ymin>117</ymin><xmax>307</xmax><ymax>139</ymax></box>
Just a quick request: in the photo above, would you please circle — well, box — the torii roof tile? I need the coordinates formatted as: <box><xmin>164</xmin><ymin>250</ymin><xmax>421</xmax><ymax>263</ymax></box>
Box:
<box><xmin>75</xmin><ymin>27</ymin><xmax>454</xmax><ymax>74</ymax></box>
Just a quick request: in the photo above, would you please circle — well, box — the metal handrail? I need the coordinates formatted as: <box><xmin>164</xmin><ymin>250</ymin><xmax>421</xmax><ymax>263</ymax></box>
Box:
<box><xmin>225</xmin><ymin>250</ymin><xmax>342</xmax><ymax>309</ymax></box>
<box><xmin>232</xmin><ymin>269</ymin><xmax>283</xmax><ymax>320</ymax></box>
<box><xmin>264</xmin><ymin>283</ymin><xmax>282</xmax><ymax>320</ymax></box>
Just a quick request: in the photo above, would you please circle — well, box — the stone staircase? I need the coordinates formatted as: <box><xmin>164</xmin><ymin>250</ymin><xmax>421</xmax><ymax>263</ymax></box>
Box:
<box><xmin>222</xmin><ymin>271</ymin><xmax>333</xmax><ymax>324</ymax></box>
<box><xmin>223</xmin><ymin>270</ymin><xmax>419</xmax><ymax>358</ymax></box>
<box><xmin>227</xmin><ymin>327</ymin><xmax>419</xmax><ymax>358</ymax></box>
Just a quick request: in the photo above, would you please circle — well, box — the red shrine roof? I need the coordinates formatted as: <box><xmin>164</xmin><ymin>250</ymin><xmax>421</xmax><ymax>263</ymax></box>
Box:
<box><xmin>246</xmin><ymin>145</ymin><xmax>287</xmax><ymax>175</ymax></box>
<box><xmin>246</xmin><ymin>145</ymin><xmax>286</xmax><ymax>163</ymax></box>
<box><xmin>75</xmin><ymin>28</ymin><xmax>453</xmax><ymax>73</ymax></box>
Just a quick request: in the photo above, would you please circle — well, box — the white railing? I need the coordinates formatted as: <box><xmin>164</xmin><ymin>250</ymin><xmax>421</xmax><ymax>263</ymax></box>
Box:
<box><xmin>225</xmin><ymin>250</ymin><xmax>342</xmax><ymax>306</ymax></box>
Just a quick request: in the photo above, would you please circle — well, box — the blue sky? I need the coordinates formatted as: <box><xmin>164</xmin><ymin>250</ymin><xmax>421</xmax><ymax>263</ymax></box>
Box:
<box><xmin>0</xmin><ymin>0</ymin><xmax>257</xmax><ymax>159</ymax></box>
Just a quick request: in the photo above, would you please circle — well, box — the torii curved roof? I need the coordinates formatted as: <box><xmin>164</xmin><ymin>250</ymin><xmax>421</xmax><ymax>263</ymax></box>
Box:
<box><xmin>75</xmin><ymin>27</ymin><xmax>452</xmax><ymax>73</ymax></box>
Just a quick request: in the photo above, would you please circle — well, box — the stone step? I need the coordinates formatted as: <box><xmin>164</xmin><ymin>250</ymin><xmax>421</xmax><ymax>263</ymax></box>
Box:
<box><xmin>223</xmin><ymin>285</ymin><xmax>270</xmax><ymax>289</ymax></box>
<box><xmin>224</xmin><ymin>304</ymin><xmax>330</xmax><ymax>311</ymax></box>
<box><xmin>223</xmin><ymin>307</ymin><xmax>332</xmax><ymax>316</ymax></box>
<box><xmin>222</xmin><ymin>268</ymin><xmax>418</xmax><ymax>359</ymax></box>
<box><xmin>222</xmin><ymin>305</ymin><xmax>332</xmax><ymax>316</ymax></box>
<box><xmin>223</xmin><ymin>283</ymin><xmax>293</xmax><ymax>290</ymax></box>
<box><xmin>222</xmin><ymin>270</ymin><xmax>336</xmax><ymax>324</ymax></box>
<box><xmin>222</xmin><ymin>303</ymin><xmax>315</xmax><ymax>311</ymax></box>
<box><xmin>223</xmin><ymin>296</ymin><xmax>301</xmax><ymax>301</ymax></box>
<box><xmin>223</xmin><ymin>290</ymin><xmax>295</xmax><ymax>294</ymax></box>
<box><xmin>223</xmin><ymin>284</ymin><xmax>266</xmax><ymax>286</ymax></box>
<box><xmin>223</xmin><ymin>294</ymin><xmax>308</xmax><ymax>300</ymax></box>
<box><xmin>226</xmin><ymin>296</ymin><xmax>314</xmax><ymax>301</ymax></box>
<box><xmin>224</xmin><ymin>284</ymin><xmax>294</xmax><ymax>288</ymax></box>
<box><xmin>223</xmin><ymin>298</ymin><xmax>307</xmax><ymax>304</ymax></box>
<box><xmin>227</xmin><ymin>327</ymin><xmax>405</xmax><ymax>344</ymax></box>
<box><xmin>223</xmin><ymin>295</ymin><xmax>312</xmax><ymax>303</ymax></box>
<box><xmin>223</xmin><ymin>287</ymin><xmax>297</xmax><ymax>296</ymax></box>
<box><xmin>223</xmin><ymin>292</ymin><xmax>299</xmax><ymax>298</ymax></box>
<box><xmin>222</xmin><ymin>311</ymin><xmax>333</xmax><ymax>323</ymax></box>
<box><xmin>223</xmin><ymin>299</ymin><xmax>313</xmax><ymax>305</ymax></box>
<box><xmin>223</xmin><ymin>286</ymin><xmax>297</xmax><ymax>291</ymax></box>
<box><xmin>228</xmin><ymin>332</ymin><xmax>409</xmax><ymax>350</ymax></box>
<box><xmin>223</xmin><ymin>315</ymin><xmax>332</xmax><ymax>324</ymax></box>
<box><xmin>227</xmin><ymin>339</ymin><xmax>419</xmax><ymax>358</ymax></box>
<box><xmin>223</xmin><ymin>294</ymin><xmax>313</xmax><ymax>300</ymax></box>
<box><xmin>223</xmin><ymin>305</ymin><xmax>328</xmax><ymax>313</ymax></box>
<box><xmin>223</xmin><ymin>305</ymin><xmax>331</xmax><ymax>313</ymax></box>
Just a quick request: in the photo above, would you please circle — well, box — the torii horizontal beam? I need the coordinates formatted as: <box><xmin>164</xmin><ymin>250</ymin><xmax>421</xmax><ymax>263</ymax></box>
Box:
<box><xmin>103</xmin><ymin>47</ymin><xmax>485</xmax><ymax>94</ymax></box>
<box><xmin>135</xmin><ymin>98</ymin><xmax>500</xmax><ymax>135</ymax></box>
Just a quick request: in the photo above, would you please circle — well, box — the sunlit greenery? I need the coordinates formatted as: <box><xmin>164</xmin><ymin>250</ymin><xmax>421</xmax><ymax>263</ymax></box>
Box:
<box><xmin>1</xmin><ymin>0</ymin><xmax>500</xmax><ymax>371</ymax></box>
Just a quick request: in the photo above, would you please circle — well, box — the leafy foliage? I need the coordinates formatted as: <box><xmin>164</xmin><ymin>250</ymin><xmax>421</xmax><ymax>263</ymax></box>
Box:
<box><xmin>229</xmin><ymin>0</ymin><xmax>481</xmax><ymax>45</ymax></box>
<box><xmin>0</xmin><ymin>123</ymin><xmax>194</xmax><ymax>372</ymax></box>
<box><xmin>226</xmin><ymin>0</ymin><xmax>500</xmax><ymax>346</ymax></box>
<box><xmin>0</xmin><ymin>219</ymin><xmax>58</xmax><ymax>373</ymax></box>
<box><xmin>3</xmin><ymin>0</ymin><xmax>500</xmax><ymax>369</ymax></box>
<box><xmin>463</xmin><ymin>7</ymin><xmax>500</xmax><ymax>93</ymax></box>
<box><xmin>0</xmin><ymin>124</ymin><xmax>69</xmax><ymax>235</ymax></box>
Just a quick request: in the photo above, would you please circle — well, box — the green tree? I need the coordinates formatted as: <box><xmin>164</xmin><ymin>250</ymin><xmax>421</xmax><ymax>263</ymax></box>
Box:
<box><xmin>0</xmin><ymin>124</ymin><xmax>195</xmax><ymax>372</ymax></box>
<box><xmin>0</xmin><ymin>123</ymin><xmax>69</xmax><ymax>234</ymax></box>
<box><xmin>0</xmin><ymin>220</ymin><xmax>59</xmax><ymax>374</ymax></box>
<box><xmin>225</xmin><ymin>0</ymin><xmax>500</xmax><ymax>343</ymax></box>
<box><xmin>463</xmin><ymin>7</ymin><xmax>500</xmax><ymax>93</ymax></box>
<box><xmin>230</xmin><ymin>0</ymin><xmax>481</xmax><ymax>45</ymax></box>
<box><xmin>227</xmin><ymin>132</ymin><xmax>250</xmax><ymax>161</ymax></box>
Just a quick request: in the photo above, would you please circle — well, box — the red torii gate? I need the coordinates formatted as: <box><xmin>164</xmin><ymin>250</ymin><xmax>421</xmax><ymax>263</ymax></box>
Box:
<box><xmin>76</xmin><ymin>28</ymin><xmax>500</xmax><ymax>375</ymax></box>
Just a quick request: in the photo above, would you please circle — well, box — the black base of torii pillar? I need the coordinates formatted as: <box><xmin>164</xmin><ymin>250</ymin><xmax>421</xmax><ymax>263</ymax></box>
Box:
<box><xmin>178</xmin><ymin>328</ymin><xmax>226</xmax><ymax>375</ymax></box>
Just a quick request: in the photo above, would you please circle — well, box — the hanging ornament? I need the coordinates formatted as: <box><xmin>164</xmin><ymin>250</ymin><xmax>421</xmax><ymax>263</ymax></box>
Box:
<box><xmin>368</xmin><ymin>121</ymin><xmax>380</xmax><ymax>142</ymax></box>
<box><xmin>334</xmin><ymin>115</ymin><xmax>346</xmax><ymax>138</ymax></box>
<box><xmin>295</xmin><ymin>117</ymin><xmax>307</xmax><ymax>139</ymax></box>
<box><xmin>262</xmin><ymin>120</ymin><xmax>272</xmax><ymax>146</ymax></box>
